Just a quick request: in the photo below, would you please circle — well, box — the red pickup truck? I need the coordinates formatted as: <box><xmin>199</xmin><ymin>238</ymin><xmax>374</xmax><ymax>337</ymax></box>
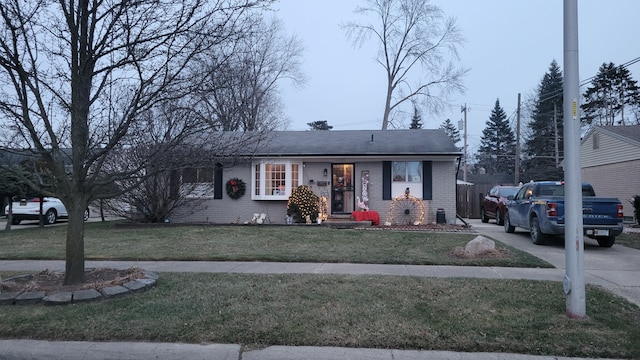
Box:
<box><xmin>481</xmin><ymin>185</ymin><xmax>520</xmax><ymax>225</ymax></box>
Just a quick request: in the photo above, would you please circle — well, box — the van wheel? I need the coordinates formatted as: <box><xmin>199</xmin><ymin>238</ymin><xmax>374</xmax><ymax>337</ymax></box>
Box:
<box><xmin>597</xmin><ymin>236</ymin><xmax>615</xmax><ymax>248</ymax></box>
<box><xmin>480</xmin><ymin>208</ymin><xmax>489</xmax><ymax>223</ymax></box>
<box><xmin>504</xmin><ymin>211</ymin><xmax>515</xmax><ymax>233</ymax></box>
<box><xmin>530</xmin><ymin>216</ymin><xmax>547</xmax><ymax>245</ymax></box>
<box><xmin>83</xmin><ymin>208</ymin><xmax>90</xmax><ymax>221</ymax></box>
<box><xmin>11</xmin><ymin>218</ymin><xmax>21</xmax><ymax>225</ymax></box>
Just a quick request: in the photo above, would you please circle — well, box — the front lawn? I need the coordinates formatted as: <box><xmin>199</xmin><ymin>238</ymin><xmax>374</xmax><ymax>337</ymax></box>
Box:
<box><xmin>2</xmin><ymin>222</ymin><xmax>639</xmax><ymax>358</ymax></box>
<box><xmin>0</xmin><ymin>222</ymin><xmax>551</xmax><ymax>267</ymax></box>
<box><xmin>1</xmin><ymin>273</ymin><xmax>639</xmax><ymax>359</ymax></box>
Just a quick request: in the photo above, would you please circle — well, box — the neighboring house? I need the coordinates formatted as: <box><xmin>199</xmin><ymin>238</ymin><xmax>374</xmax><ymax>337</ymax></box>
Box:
<box><xmin>580</xmin><ymin>125</ymin><xmax>640</xmax><ymax>221</ymax></box>
<box><xmin>173</xmin><ymin>129</ymin><xmax>461</xmax><ymax>225</ymax></box>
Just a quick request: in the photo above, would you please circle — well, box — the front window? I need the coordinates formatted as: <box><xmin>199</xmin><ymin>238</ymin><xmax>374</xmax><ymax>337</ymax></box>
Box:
<box><xmin>183</xmin><ymin>167</ymin><xmax>213</xmax><ymax>183</ymax></box>
<box><xmin>391</xmin><ymin>161</ymin><xmax>423</xmax><ymax>198</ymax></box>
<box><xmin>182</xmin><ymin>166</ymin><xmax>214</xmax><ymax>198</ymax></box>
<box><xmin>392</xmin><ymin>161</ymin><xmax>421</xmax><ymax>182</ymax></box>
<box><xmin>252</xmin><ymin>160</ymin><xmax>303</xmax><ymax>200</ymax></box>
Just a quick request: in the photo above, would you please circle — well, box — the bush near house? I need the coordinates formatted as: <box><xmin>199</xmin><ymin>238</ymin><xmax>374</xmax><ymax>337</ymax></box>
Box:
<box><xmin>631</xmin><ymin>195</ymin><xmax>640</xmax><ymax>225</ymax></box>
<box><xmin>287</xmin><ymin>185</ymin><xmax>319</xmax><ymax>223</ymax></box>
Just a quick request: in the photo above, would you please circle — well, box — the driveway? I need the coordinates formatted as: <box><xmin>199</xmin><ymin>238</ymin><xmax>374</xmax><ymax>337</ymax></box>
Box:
<box><xmin>469</xmin><ymin>218</ymin><xmax>640</xmax><ymax>306</ymax></box>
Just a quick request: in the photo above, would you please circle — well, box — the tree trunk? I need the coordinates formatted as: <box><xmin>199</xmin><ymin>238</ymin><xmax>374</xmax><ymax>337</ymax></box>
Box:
<box><xmin>64</xmin><ymin>201</ymin><xmax>86</xmax><ymax>285</ymax></box>
<box><xmin>381</xmin><ymin>83</ymin><xmax>393</xmax><ymax>130</ymax></box>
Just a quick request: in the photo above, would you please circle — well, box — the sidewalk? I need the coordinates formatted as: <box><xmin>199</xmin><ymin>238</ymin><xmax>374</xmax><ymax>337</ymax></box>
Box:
<box><xmin>0</xmin><ymin>339</ymin><xmax>618</xmax><ymax>360</ymax></box>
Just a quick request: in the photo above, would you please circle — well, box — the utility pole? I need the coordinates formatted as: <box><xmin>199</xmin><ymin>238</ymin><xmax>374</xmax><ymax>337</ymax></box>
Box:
<box><xmin>515</xmin><ymin>93</ymin><xmax>521</xmax><ymax>185</ymax></box>
<box><xmin>563</xmin><ymin>0</ymin><xmax>585</xmax><ymax>319</ymax></box>
<box><xmin>461</xmin><ymin>104</ymin><xmax>469</xmax><ymax>182</ymax></box>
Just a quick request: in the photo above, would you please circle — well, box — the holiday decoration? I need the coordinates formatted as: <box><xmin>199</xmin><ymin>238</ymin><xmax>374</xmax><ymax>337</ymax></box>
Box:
<box><xmin>287</xmin><ymin>185</ymin><xmax>319</xmax><ymax>223</ymax></box>
<box><xmin>385</xmin><ymin>188</ymin><xmax>425</xmax><ymax>225</ymax></box>
<box><xmin>225</xmin><ymin>178</ymin><xmax>246</xmax><ymax>199</ymax></box>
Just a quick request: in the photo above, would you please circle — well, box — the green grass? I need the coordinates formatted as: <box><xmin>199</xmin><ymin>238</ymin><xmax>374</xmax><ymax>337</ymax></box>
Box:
<box><xmin>618</xmin><ymin>232</ymin><xmax>640</xmax><ymax>250</ymax></box>
<box><xmin>0</xmin><ymin>222</ymin><xmax>551</xmax><ymax>267</ymax></box>
<box><xmin>1</xmin><ymin>222</ymin><xmax>639</xmax><ymax>357</ymax></box>
<box><xmin>1</xmin><ymin>273</ymin><xmax>639</xmax><ymax>358</ymax></box>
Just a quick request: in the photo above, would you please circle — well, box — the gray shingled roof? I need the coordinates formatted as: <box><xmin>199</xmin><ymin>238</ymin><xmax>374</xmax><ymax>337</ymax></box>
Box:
<box><xmin>248</xmin><ymin>129</ymin><xmax>460</xmax><ymax>156</ymax></box>
<box><xmin>597</xmin><ymin>125</ymin><xmax>640</xmax><ymax>146</ymax></box>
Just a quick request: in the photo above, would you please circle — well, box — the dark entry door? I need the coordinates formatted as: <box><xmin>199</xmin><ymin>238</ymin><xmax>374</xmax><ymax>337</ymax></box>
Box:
<box><xmin>331</xmin><ymin>164</ymin><xmax>354</xmax><ymax>214</ymax></box>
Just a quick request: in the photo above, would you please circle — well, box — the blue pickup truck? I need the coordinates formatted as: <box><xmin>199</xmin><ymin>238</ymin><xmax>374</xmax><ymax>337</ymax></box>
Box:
<box><xmin>503</xmin><ymin>181</ymin><xmax>624</xmax><ymax>247</ymax></box>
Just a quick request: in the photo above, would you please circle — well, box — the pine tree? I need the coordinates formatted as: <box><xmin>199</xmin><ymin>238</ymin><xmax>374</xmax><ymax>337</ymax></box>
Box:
<box><xmin>581</xmin><ymin>62</ymin><xmax>640</xmax><ymax>126</ymax></box>
<box><xmin>475</xmin><ymin>99</ymin><xmax>516</xmax><ymax>175</ymax></box>
<box><xmin>307</xmin><ymin>120</ymin><xmax>333</xmax><ymax>130</ymax></box>
<box><xmin>439</xmin><ymin>118</ymin><xmax>461</xmax><ymax>150</ymax></box>
<box><xmin>409</xmin><ymin>104</ymin><xmax>423</xmax><ymax>129</ymax></box>
<box><xmin>523</xmin><ymin>60</ymin><xmax>564</xmax><ymax>181</ymax></box>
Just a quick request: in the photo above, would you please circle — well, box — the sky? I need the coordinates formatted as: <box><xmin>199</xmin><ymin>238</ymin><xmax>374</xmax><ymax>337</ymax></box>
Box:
<box><xmin>272</xmin><ymin>0</ymin><xmax>640</xmax><ymax>154</ymax></box>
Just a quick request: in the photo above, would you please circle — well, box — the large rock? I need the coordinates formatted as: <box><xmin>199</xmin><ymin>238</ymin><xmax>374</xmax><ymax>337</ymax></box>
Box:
<box><xmin>464</xmin><ymin>236</ymin><xmax>496</xmax><ymax>257</ymax></box>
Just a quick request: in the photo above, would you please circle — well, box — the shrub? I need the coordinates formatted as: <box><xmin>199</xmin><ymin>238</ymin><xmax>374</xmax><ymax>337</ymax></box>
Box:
<box><xmin>287</xmin><ymin>185</ymin><xmax>319</xmax><ymax>223</ymax></box>
<box><xmin>631</xmin><ymin>195</ymin><xmax>640</xmax><ymax>225</ymax></box>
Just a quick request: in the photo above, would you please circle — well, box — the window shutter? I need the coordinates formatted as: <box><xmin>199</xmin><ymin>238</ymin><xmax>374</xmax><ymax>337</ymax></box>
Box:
<box><xmin>383</xmin><ymin>161</ymin><xmax>391</xmax><ymax>200</ymax></box>
<box><xmin>214</xmin><ymin>164</ymin><xmax>223</xmax><ymax>199</ymax></box>
<box><xmin>422</xmin><ymin>161</ymin><xmax>432</xmax><ymax>200</ymax></box>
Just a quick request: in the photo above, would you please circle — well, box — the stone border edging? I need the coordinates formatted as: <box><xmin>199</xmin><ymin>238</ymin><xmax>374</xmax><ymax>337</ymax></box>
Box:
<box><xmin>0</xmin><ymin>270</ymin><xmax>158</xmax><ymax>306</ymax></box>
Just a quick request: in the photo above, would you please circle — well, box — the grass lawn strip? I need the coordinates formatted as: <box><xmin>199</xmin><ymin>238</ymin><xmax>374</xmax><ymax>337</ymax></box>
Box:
<box><xmin>617</xmin><ymin>232</ymin><xmax>640</xmax><ymax>250</ymax></box>
<box><xmin>0</xmin><ymin>273</ymin><xmax>638</xmax><ymax>359</ymax></box>
<box><xmin>0</xmin><ymin>223</ymin><xmax>551</xmax><ymax>268</ymax></box>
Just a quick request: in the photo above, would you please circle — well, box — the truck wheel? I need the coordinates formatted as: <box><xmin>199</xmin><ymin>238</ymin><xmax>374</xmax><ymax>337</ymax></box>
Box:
<box><xmin>11</xmin><ymin>218</ymin><xmax>21</xmax><ymax>225</ymax></box>
<box><xmin>597</xmin><ymin>236</ymin><xmax>615</xmax><ymax>248</ymax></box>
<box><xmin>496</xmin><ymin>210</ymin><xmax>504</xmax><ymax>226</ymax></box>
<box><xmin>83</xmin><ymin>208</ymin><xmax>90</xmax><ymax>221</ymax></box>
<box><xmin>44</xmin><ymin>209</ymin><xmax>57</xmax><ymax>225</ymax></box>
<box><xmin>504</xmin><ymin>211</ymin><xmax>515</xmax><ymax>233</ymax></box>
<box><xmin>480</xmin><ymin>208</ymin><xmax>489</xmax><ymax>223</ymax></box>
<box><xmin>530</xmin><ymin>216</ymin><xmax>547</xmax><ymax>245</ymax></box>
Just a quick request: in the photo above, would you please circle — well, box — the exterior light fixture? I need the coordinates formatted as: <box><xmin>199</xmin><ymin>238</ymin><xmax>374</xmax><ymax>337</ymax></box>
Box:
<box><xmin>323</xmin><ymin>169</ymin><xmax>328</xmax><ymax>176</ymax></box>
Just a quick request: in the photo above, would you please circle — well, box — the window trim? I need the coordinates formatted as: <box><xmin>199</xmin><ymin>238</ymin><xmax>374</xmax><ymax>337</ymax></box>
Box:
<box><xmin>251</xmin><ymin>160</ymin><xmax>303</xmax><ymax>200</ymax></box>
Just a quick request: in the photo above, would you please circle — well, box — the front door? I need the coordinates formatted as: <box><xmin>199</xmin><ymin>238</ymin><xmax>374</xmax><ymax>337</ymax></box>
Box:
<box><xmin>331</xmin><ymin>164</ymin><xmax>354</xmax><ymax>214</ymax></box>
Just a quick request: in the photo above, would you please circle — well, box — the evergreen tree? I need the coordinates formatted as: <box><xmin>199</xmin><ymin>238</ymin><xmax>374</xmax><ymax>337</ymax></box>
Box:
<box><xmin>475</xmin><ymin>99</ymin><xmax>516</xmax><ymax>175</ymax></box>
<box><xmin>523</xmin><ymin>60</ymin><xmax>564</xmax><ymax>181</ymax></box>
<box><xmin>409</xmin><ymin>104</ymin><xmax>423</xmax><ymax>129</ymax></box>
<box><xmin>581</xmin><ymin>62</ymin><xmax>640</xmax><ymax>126</ymax></box>
<box><xmin>307</xmin><ymin>120</ymin><xmax>333</xmax><ymax>130</ymax></box>
<box><xmin>439</xmin><ymin>118</ymin><xmax>461</xmax><ymax>150</ymax></box>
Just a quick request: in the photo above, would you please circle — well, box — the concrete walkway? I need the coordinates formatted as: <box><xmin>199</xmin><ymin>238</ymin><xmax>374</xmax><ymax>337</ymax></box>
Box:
<box><xmin>1</xmin><ymin>218</ymin><xmax>638</xmax><ymax>359</ymax></box>
<box><xmin>0</xmin><ymin>339</ymin><xmax>619</xmax><ymax>360</ymax></box>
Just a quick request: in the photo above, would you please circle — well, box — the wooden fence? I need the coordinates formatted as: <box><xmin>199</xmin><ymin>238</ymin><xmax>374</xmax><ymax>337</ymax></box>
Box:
<box><xmin>456</xmin><ymin>183</ymin><xmax>492</xmax><ymax>219</ymax></box>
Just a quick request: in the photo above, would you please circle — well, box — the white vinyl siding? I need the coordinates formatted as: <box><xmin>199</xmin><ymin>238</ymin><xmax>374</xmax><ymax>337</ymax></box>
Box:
<box><xmin>582</xmin><ymin>130</ymin><xmax>640</xmax><ymax>167</ymax></box>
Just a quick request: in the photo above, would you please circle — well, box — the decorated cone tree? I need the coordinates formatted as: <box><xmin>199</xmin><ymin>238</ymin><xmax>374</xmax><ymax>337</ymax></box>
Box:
<box><xmin>287</xmin><ymin>185</ymin><xmax>319</xmax><ymax>223</ymax></box>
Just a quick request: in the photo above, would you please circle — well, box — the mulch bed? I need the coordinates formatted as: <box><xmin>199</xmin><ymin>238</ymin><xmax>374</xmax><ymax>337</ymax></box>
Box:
<box><xmin>1</xmin><ymin>268</ymin><xmax>146</xmax><ymax>295</ymax></box>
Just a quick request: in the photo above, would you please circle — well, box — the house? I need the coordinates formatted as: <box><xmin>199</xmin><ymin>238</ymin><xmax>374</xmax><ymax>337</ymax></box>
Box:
<box><xmin>580</xmin><ymin>125</ymin><xmax>640</xmax><ymax>221</ymax></box>
<box><xmin>174</xmin><ymin>129</ymin><xmax>462</xmax><ymax>225</ymax></box>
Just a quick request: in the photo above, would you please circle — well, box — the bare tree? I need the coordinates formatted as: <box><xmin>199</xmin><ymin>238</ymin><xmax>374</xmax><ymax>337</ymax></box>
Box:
<box><xmin>100</xmin><ymin>101</ymin><xmax>262</xmax><ymax>223</ymax></box>
<box><xmin>343</xmin><ymin>0</ymin><xmax>467</xmax><ymax>130</ymax></box>
<box><xmin>0</xmin><ymin>0</ymin><xmax>272</xmax><ymax>285</ymax></box>
<box><xmin>192</xmin><ymin>16</ymin><xmax>305</xmax><ymax>131</ymax></box>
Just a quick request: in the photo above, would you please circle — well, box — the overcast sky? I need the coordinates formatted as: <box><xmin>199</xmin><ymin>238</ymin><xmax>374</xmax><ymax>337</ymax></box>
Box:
<box><xmin>273</xmin><ymin>0</ymin><xmax>640</xmax><ymax>153</ymax></box>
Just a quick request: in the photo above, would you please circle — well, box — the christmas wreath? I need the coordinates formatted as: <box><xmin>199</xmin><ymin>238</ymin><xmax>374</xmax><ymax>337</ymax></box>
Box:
<box><xmin>225</xmin><ymin>178</ymin><xmax>246</xmax><ymax>199</ymax></box>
